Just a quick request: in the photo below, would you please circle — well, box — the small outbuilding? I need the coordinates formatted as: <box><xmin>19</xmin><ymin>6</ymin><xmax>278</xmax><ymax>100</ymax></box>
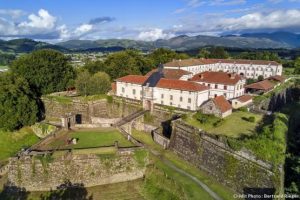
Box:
<box><xmin>200</xmin><ymin>95</ymin><xmax>232</xmax><ymax>118</ymax></box>
<box><xmin>245</xmin><ymin>80</ymin><xmax>275</xmax><ymax>94</ymax></box>
<box><xmin>231</xmin><ymin>95</ymin><xmax>253</xmax><ymax>109</ymax></box>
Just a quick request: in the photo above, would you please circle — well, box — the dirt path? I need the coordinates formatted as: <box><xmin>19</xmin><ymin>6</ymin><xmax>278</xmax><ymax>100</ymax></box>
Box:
<box><xmin>150</xmin><ymin>149</ymin><xmax>223</xmax><ymax>200</ymax></box>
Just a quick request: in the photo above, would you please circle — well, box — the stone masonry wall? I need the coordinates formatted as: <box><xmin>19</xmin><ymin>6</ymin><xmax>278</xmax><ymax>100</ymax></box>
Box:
<box><xmin>8</xmin><ymin>152</ymin><xmax>146</xmax><ymax>191</ymax></box>
<box><xmin>169</xmin><ymin>120</ymin><xmax>280</xmax><ymax>194</ymax></box>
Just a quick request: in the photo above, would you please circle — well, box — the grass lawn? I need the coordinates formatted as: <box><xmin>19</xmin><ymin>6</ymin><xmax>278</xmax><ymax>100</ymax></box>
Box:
<box><xmin>71</xmin><ymin>129</ymin><xmax>134</xmax><ymax>148</ymax></box>
<box><xmin>184</xmin><ymin>111</ymin><xmax>263</xmax><ymax>138</ymax></box>
<box><xmin>0</xmin><ymin>127</ymin><xmax>39</xmax><ymax>162</ymax></box>
<box><xmin>132</xmin><ymin>129</ymin><xmax>235</xmax><ymax>200</ymax></box>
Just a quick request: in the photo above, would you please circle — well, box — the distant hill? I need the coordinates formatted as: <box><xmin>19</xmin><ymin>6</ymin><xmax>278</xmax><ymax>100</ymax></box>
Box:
<box><xmin>57</xmin><ymin>33</ymin><xmax>294</xmax><ymax>52</ymax></box>
<box><xmin>1</xmin><ymin>32</ymin><xmax>300</xmax><ymax>54</ymax></box>
<box><xmin>0</xmin><ymin>39</ymin><xmax>68</xmax><ymax>54</ymax></box>
<box><xmin>239</xmin><ymin>32</ymin><xmax>300</xmax><ymax>48</ymax></box>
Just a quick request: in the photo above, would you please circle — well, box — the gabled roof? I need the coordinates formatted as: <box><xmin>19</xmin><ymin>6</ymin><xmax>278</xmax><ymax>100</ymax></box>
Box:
<box><xmin>146</xmin><ymin>68</ymin><xmax>192</xmax><ymax>80</ymax></box>
<box><xmin>207</xmin><ymin>59</ymin><xmax>280</xmax><ymax>66</ymax></box>
<box><xmin>164</xmin><ymin>58</ymin><xmax>214</xmax><ymax>67</ymax></box>
<box><xmin>164</xmin><ymin>58</ymin><xmax>280</xmax><ymax>67</ymax></box>
<box><xmin>191</xmin><ymin>71</ymin><xmax>242</xmax><ymax>85</ymax></box>
<box><xmin>236</xmin><ymin>95</ymin><xmax>252</xmax><ymax>103</ymax></box>
<box><xmin>213</xmin><ymin>95</ymin><xmax>232</xmax><ymax>113</ymax></box>
<box><xmin>245</xmin><ymin>80</ymin><xmax>275</xmax><ymax>91</ymax></box>
<box><xmin>156</xmin><ymin>78</ymin><xmax>209</xmax><ymax>92</ymax></box>
<box><xmin>116</xmin><ymin>75</ymin><xmax>148</xmax><ymax>85</ymax></box>
<box><xmin>267</xmin><ymin>75</ymin><xmax>285</xmax><ymax>83</ymax></box>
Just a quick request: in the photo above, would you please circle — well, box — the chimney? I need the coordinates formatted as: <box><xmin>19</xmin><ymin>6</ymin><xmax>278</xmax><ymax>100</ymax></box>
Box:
<box><xmin>158</xmin><ymin>63</ymin><xmax>164</xmax><ymax>74</ymax></box>
<box><xmin>230</xmin><ymin>73</ymin><xmax>236</xmax><ymax>79</ymax></box>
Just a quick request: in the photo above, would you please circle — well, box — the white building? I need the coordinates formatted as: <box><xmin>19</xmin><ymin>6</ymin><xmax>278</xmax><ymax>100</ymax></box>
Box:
<box><xmin>116</xmin><ymin>73</ymin><xmax>209</xmax><ymax>111</ymax></box>
<box><xmin>190</xmin><ymin>71</ymin><xmax>246</xmax><ymax>99</ymax></box>
<box><xmin>164</xmin><ymin>58</ymin><xmax>282</xmax><ymax>79</ymax></box>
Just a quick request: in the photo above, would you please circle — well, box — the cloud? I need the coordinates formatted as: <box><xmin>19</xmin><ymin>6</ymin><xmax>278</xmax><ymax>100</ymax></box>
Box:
<box><xmin>138</xmin><ymin>28</ymin><xmax>175</xmax><ymax>41</ymax></box>
<box><xmin>75</xmin><ymin>24</ymin><xmax>93</xmax><ymax>34</ymax></box>
<box><xmin>18</xmin><ymin>9</ymin><xmax>56</xmax><ymax>29</ymax></box>
<box><xmin>173</xmin><ymin>0</ymin><xmax>246</xmax><ymax>14</ymax></box>
<box><xmin>172</xmin><ymin>9</ymin><xmax>300</xmax><ymax>35</ymax></box>
<box><xmin>0</xmin><ymin>9</ymin><xmax>25</xmax><ymax>19</ymax></box>
<box><xmin>89</xmin><ymin>16</ymin><xmax>115</xmax><ymax>24</ymax></box>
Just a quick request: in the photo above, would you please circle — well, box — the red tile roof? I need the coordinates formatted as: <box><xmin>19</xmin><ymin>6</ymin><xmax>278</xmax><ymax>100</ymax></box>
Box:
<box><xmin>236</xmin><ymin>95</ymin><xmax>252</xmax><ymax>103</ymax></box>
<box><xmin>190</xmin><ymin>71</ymin><xmax>242</xmax><ymax>85</ymax></box>
<box><xmin>156</xmin><ymin>78</ymin><xmax>209</xmax><ymax>92</ymax></box>
<box><xmin>146</xmin><ymin>69</ymin><xmax>192</xmax><ymax>80</ymax></box>
<box><xmin>213</xmin><ymin>96</ymin><xmax>232</xmax><ymax>113</ymax></box>
<box><xmin>245</xmin><ymin>80</ymin><xmax>275</xmax><ymax>91</ymax></box>
<box><xmin>116</xmin><ymin>75</ymin><xmax>148</xmax><ymax>85</ymax></box>
<box><xmin>267</xmin><ymin>75</ymin><xmax>285</xmax><ymax>83</ymax></box>
<box><xmin>164</xmin><ymin>58</ymin><xmax>280</xmax><ymax>67</ymax></box>
<box><xmin>207</xmin><ymin>59</ymin><xmax>280</xmax><ymax>66</ymax></box>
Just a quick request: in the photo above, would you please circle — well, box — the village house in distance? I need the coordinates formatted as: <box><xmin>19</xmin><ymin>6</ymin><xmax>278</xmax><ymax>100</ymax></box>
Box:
<box><xmin>114</xmin><ymin>58</ymin><xmax>284</xmax><ymax>117</ymax></box>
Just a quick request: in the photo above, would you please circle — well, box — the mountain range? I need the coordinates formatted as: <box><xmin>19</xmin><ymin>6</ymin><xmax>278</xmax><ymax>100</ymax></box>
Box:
<box><xmin>0</xmin><ymin>32</ymin><xmax>299</xmax><ymax>54</ymax></box>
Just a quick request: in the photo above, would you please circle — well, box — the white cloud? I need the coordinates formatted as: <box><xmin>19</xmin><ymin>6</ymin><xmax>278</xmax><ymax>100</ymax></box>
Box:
<box><xmin>0</xmin><ymin>9</ymin><xmax>25</xmax><ymax>19</ymax></box>
<box><xmin>74</xmin><ymin>24</ymin><xmax>93</xmax><ymax>35</ymax></box>
<box><xmin>18</xmin><ymin>9</ymin><xmax>56</xmax><ymax>29</ymax></box>
<box><xmin>138</xmin><ymin>28</ymin><xmax>175</xmax><ymax>41</ymax></box>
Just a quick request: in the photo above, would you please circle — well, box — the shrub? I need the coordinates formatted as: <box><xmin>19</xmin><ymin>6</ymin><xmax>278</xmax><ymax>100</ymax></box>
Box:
<box><xmin>213</xmin><ymin>119</ymin><xmax>224</xmax><ymax>127</ymax></box>
<box><xmin>248</xmin><ymin>116</ymin><xmax>255</xmax><ymax>122</ymax></box>
<box><xmin>238</xmin><ymin>107</ymin><xmax>248</xmax><ymax>112</ymax></box>
<box><xmin>106</xmin><ymin>95</ymin><xmax>113</xmax><ymax>103</ymax></box>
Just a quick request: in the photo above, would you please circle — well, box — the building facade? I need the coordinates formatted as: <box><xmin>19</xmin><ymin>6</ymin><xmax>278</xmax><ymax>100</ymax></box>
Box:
<box><xmin>164</xmin><ymin>58</ymin><xmax>282</xmax><ymax>79</ymax></box>
<box><xmin>190</xmin><ymin>71</ymin><xmax>246</xmax><ymax>100</ymax></box>
<box><xmin>116</xmin><ymin>75</ymin><xmax>209</xmax><ymax>111</ymax></box>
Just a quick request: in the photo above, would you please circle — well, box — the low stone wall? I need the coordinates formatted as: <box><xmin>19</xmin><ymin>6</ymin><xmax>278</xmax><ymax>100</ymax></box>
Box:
<box><xmin>90</xmin><ymin>117</ymin><xmax>121</xmax><ymax>127</ymax></box>
<box><xmin>169</xmin><ymin>119</ymin><xmax>281</xmax><ymax>194</ymax></box>
<box><xmin>8</xmin><ymin>152</ymin><xmax>146</xmax><ymax>191</ymax></box>
<box><xmin>153</xmin><ymin>128</ymin><xmax>170</xmax><ymax>149</ymax></box>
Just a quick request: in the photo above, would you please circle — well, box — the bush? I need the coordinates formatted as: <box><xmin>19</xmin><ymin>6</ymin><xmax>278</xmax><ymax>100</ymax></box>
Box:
<box><xmin>238</xmin><ymin>107</ymin><xmax>248</xmax><ymax>112</ymax></box>
<box><xmin>213</xmin><ymin>119</ymin><xmax>224</xmax><ymax>127</ymax></box>
<box><xmin>106</xmin><ymin>95</ymin><xmax>113</xmax><ymax>103</ymax></box>
<box><xmin>248</xmin><ymin>116</ymin><xmax>255</xmax><ymax>122</ymax></box>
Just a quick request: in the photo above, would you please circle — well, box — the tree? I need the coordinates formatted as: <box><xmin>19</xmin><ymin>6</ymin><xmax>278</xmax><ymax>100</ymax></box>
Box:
<box><xmin>11</xmin><ymin>49</ymin><xmax>76</xmax><ymax>95</ymax></box>
<box><xmin>294</xmin><ymin>57</ymin><xmax>300</xmax><ymax>74</ymax></box>
<box><xmin>84</xmin><ymin>60</ymin><xmax>107</xmax><ymax>74</ymax></box>
<box><xmin>257</xmin><ymin>75</ymin><xmax>264</xmax><ymax>81</ymax></box>
<box><xmin>89</xmin><ymin>72</ymin><xmax>111</xmax><ymax>94</ymax></box>
<box><xmin>209</xmin><ymin>47</ymin><xmax>229</xmax><ymax>59</ymax></box>
<box><xmin>198</xmin><ymin>49</ymin><xmax>210</xmax><ymax>58</ymax></box>
<box><xmin>148</xmin><ymin>48</ymin><xmax>189</xmax><ymax>66</ymax></box>
<box><xmin>0</xmin><ymin>73</ymin><xmax>38</xmax><ymax>130</ymax></box>
<box><xmin>75</xmin><ymin>70</ymin><xmax>111</xmax><ymax>96</ymax></box>
<box><xmin>104</xmin><ymin>50</ymin><xmax>148</xmax><ymax>79</ymax></box>
<box><xmin>75</xmin><ymin>70</ymin><xmax>92</xmax><ymax>96</ymax></box>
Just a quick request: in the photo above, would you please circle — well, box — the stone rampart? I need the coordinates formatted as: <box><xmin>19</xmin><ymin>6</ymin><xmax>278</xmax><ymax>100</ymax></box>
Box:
<box><xmin>169</xmin><ymin>119</ymin><xmax>281</xmax><ymax>194</ymax></box>
<box><xmin>7</xmin><ymin>152</ymin><xmax>146</xmax><ymax>191</ymax></box>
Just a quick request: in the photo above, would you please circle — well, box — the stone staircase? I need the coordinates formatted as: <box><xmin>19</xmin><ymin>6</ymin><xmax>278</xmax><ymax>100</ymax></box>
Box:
<box><xmin>114</xmin><ymin>109</ymin><xmax>148</xmax><ymax>127</ymax></box>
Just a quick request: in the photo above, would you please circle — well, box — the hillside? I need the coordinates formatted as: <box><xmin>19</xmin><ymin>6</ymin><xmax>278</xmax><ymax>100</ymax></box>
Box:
<box><xmin>0</xmin><ymin>39</ymin><xmax>68</xmax><ymax>54</ymax></box>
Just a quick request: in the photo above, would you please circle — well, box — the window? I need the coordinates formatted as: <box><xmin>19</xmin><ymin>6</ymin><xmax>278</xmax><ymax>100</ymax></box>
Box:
<box><xmin>208</xmin><ymin>84</ymin><xmax>211</xmax><ymax>87</ymax></box>
<box><xmin>187</xmin><ymin>106</ymin><xmax>191</xmax><ymax>110</ymax></box>
<box><xmin>133</xmin><ymin>89</ymin><xmax>136</xmax><ymax>95</ymax></box>
<box><xmin>170</xmin><ymin>102</ymin><xmax>173</xmax><ymax>106</ymax></box>
<box><xmin>215</xmin><ymin>84</ymin><xmax>218</xmax><ymax>89</ymax></box>
<box><xmin>161</xmin><ymin>101</ymin><xmax>164</xmax><ymax>105</ymax></box>
<box><xmin>188</xmin><ymin>98</ymin><xmax>191</xmax><ymax>103</ymax></box>
<box><xmin>224</xmin><ymin>85</ymin><xmax>227</xmax><ymax>90</ymax></box>
<box><xmin>209</xmin><ymin>106</ymin><xmax>213</xmax><ymax>110</ymax></box>
<box><xmin>180</xmin><ymin>97</ymin><xmax>183</xmax><ymax>102</ymax></box>
<box><xmin>223</xmin><ymin>93</ymin><xmax>226</xmax><ymax>97</ymax></box>
<box><xmin>214</xmin><ymin>94</ymin><xmax>217</xmax><ymax>98</ymax></box>
<box><xmin>122</xmin><ymin>87</ymin><xmax>125</xmax><ymax>93</ymax></box>
<box><xmin>170</xmin><ymin>95</ymin><xmax>173</xmax><ymax>100</ymax></box>
<box><xmin>161</xmin><ymin>94</ymin><xmax>164</xmax><ymax>99</ymax></box>
<box><xmin>140</xmin><ymin>91</ymin><xmax>142</xmax><ymax>95</ymax></box>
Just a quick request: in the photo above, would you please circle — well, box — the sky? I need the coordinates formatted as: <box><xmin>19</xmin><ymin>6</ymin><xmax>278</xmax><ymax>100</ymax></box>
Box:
<box><xmin>0</xmin><ymin>0</ymin><xmax>300</xmax><ymax>42</ymax></box>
